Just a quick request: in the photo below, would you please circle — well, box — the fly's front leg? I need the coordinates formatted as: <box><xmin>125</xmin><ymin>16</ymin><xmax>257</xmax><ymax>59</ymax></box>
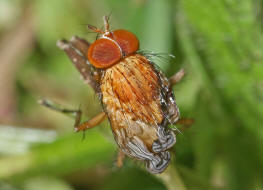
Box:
<box><xmin>39</xmin><ymin>99</ymin><xmax>107</xmax><ymax>131</ymax></box>
<box><xmin>74</xmin><ymin>111</ymin><xmax>107</xmax><ymax>132</ymax></box>
<box><xmin>169</xmin><ymin>69</ymin><xmax>185</xmax><ymax>86</ymax></box>
<box><xmin>39</xmin><ymin>99</ymin><xmax>80</xmax><ymax>118</ymax></box>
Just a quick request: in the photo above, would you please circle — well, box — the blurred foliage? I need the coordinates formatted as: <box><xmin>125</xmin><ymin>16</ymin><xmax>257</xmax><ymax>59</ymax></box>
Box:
<box><xmin>0</xmin><ymin>0</ymin><xmax>263</xmax><ymax>190</ymax></box>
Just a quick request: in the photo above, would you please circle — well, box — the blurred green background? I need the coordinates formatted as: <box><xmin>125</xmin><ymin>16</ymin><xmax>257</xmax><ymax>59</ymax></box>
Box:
<box><xmin>0</xmin><ymin>0</ymin><xmax>263</xmax><ymax>190</ymax></box>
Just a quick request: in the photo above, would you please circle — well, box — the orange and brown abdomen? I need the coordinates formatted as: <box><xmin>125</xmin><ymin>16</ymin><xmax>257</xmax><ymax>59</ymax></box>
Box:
<box><xmin>100</xmin><ymin>54</ymin><xmax>177</xmax><ymax>173</ymax></box>
<box><xmin>101</xmin><ymin>54</ymin><xmax>161</xmax><ymax>145</ymax></box>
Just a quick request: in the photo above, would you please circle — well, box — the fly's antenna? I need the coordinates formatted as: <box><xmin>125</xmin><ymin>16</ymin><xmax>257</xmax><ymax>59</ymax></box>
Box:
<box><xmin>87</xmin><ymin>16</ymin><xmax>111</xmax><ymax>36</ymax></box>
<box><xmin>103</xmin><ymin>15</ymin><xmax>110</xmax><ymax>35</ymax></box>
<box><xmin>87</xmin><ymin>24</ymin><xmax>104</xmax><ymax>34</ymax></box>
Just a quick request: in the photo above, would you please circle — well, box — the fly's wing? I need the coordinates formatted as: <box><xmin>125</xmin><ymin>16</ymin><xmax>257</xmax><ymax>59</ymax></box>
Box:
<box><xmin>151</xmin><ymin>66</ymin><xmax>180</xmax><ymax>154</ymax></box>
<box><xmin>157</xmin><ymin>66</ymin><xmax>180</xmax><ymax>125</ymax></box>
<box><xmin>138</xmin><ymin>50</ymin><xmax>180</xmax><ymax>125</ymax></box>
<box><xmin>100</xmin><ymin>54</ymin><xmax>178</xmax><ymax>173</ymax></box>
<box><xmin>142</xmin><ymin>50</ymin><xmax>180</xmax><ymax>125</ymax></box>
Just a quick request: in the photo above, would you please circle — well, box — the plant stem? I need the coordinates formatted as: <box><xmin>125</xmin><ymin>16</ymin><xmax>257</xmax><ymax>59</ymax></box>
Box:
<box><xmin>157</xmin><ymin>165</ymin><xmax>187</xmax><ymax>190</ymax></box>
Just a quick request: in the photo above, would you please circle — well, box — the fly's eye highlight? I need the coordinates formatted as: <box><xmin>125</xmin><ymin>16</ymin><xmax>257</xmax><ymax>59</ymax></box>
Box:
<box><xmin>87</xmin><ymin>38</ymin><xmax>122</xmax><ymax>68</ymax></box>
<box><xmin>112</xmin><ymin>29</ymin><xmax>139</xmax><ymax>56</ymax></box>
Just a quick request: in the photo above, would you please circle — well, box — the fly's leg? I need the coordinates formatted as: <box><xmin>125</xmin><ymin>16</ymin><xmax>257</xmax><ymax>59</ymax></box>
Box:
<box><xmin>169</xmin><ymin>69</ymin><xmax>185</xmax><ymax>86</ymax></box>
<box><xmin>74</xmin><ymin>111</ymin><xmax>107</xmax><ymax>132</ymax></box>
<box><xmin>116</xmin><ymin>150</ymin><xmax>126</xmax><ymax>168</ymax></box>
<box><xmin>39</xmin><ymin>99</ymin><xmax>107</xmax><ymax>131</ymax></box>
<box><xmin>169</xmin><ymin>69</ymin><xmax>193</xmax><ymax>132</ymax></box>
<box><xmin>174</xmin><ymin>118</ymin><xmax>194</xmax><ymax>134</ymax></box>
<box><xmin>39</xmin><ymin>99</ymin><xmax>80</xmax><ymax>118</ymax></box>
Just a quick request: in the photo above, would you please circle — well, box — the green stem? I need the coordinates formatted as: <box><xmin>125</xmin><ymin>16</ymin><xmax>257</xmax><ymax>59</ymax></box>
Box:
<box><xmin>158</xmin><ymin>165</ymin><xmax>187</xmax><ymax>190</ymax></box>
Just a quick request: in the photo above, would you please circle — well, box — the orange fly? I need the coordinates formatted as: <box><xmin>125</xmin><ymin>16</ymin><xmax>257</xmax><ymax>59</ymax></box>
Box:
<box><xmin>49</xmin><ymin>16</ymin><xmax>188</xmax><ymax>174</ymax></box>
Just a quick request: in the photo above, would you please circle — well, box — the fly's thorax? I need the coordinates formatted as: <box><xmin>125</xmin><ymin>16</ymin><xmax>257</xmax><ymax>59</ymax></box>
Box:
<box><xmin>100</xmin><ymin>54</ymin><xmax>163</xmax><ymax>127</ymax></box>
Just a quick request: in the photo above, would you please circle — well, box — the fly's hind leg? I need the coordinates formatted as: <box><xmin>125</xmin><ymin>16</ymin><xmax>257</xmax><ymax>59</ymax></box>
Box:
<box><xmin>39</xmin><ymin>99</ymin><xmax>107</xmax><ymax>132</ymax></box>
<box><xmin>116</xmin><ymin>150</ymin><xmax>126</xmax><ymax>168</ymax></box>
<box><xmin>174</xmin><ymin>118</ymin><xmax>194</xmax><ymax>134</ymax></box>
<box><xmin>169</xmin><ymin>69</ymin><xmax>185</xmax><ymax>86</ymax></box>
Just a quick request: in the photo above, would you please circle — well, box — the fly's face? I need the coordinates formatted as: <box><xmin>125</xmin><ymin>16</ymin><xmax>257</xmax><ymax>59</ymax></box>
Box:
<box><xmin>86</xmin><ymin>17</ymin><xmax>179</xmax><ymax>174</ymax></box>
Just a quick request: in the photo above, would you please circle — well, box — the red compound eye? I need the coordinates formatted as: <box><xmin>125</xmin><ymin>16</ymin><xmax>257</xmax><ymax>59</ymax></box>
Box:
<box><xmin>113</xmin><ymin>29</ymin><xmax>139</xmax><ymax>56</ymax></box>
<box><xmin>88</xmin><ymin>38</ymin><xmax>122</xmax><ymax>68</ymax></box>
